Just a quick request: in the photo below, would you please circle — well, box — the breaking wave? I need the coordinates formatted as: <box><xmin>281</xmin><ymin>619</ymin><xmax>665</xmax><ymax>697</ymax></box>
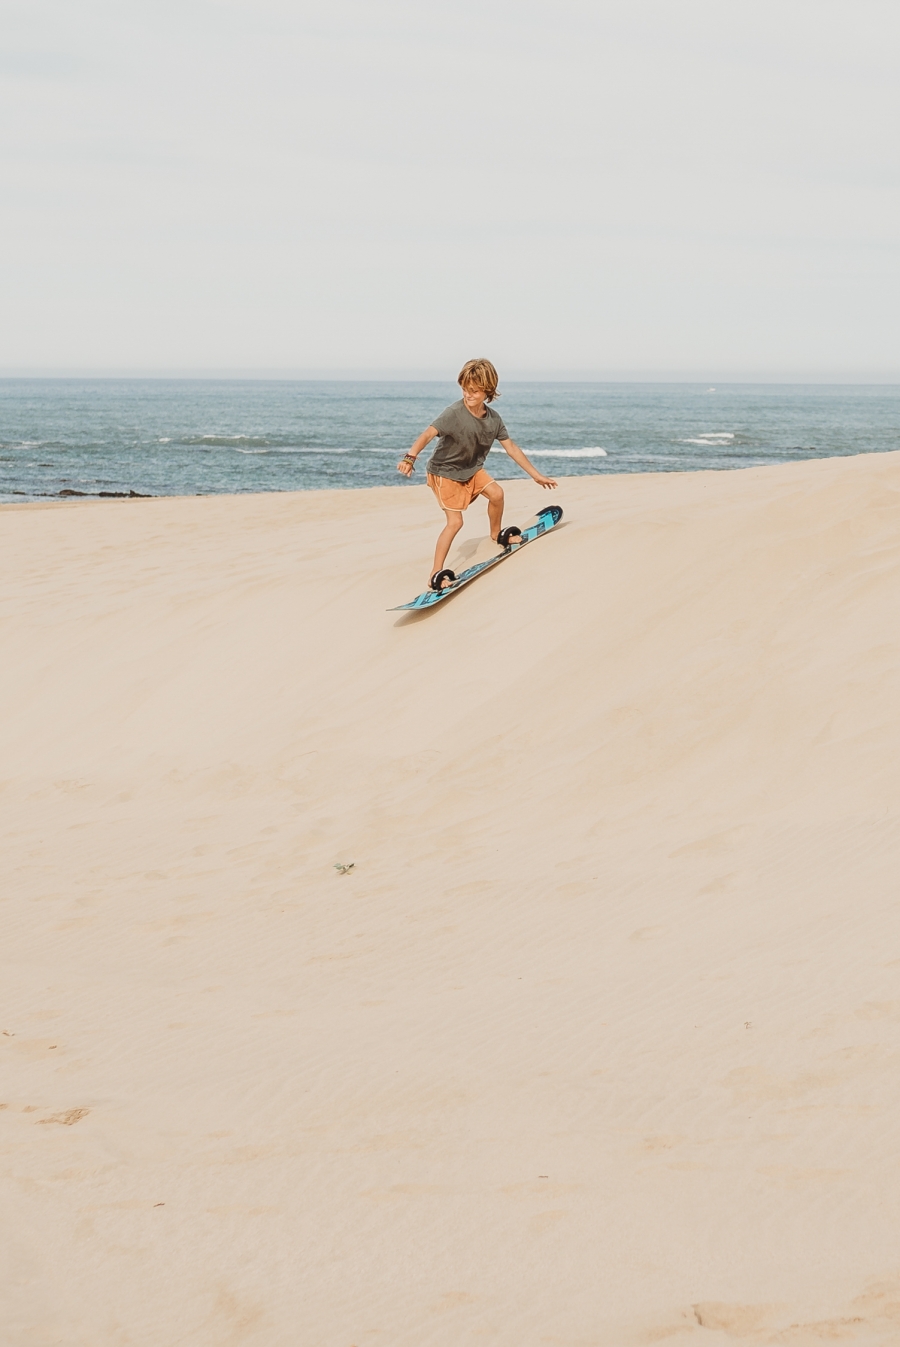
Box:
<box><xmin>531</xmin><ymin>447</ymin><xmax>608</xmax><ymax>458</ymax></box>
<box><xmin>679</xmin><ymin>432</ymin><xmax>737</xmax><ymax>446</ymax></box>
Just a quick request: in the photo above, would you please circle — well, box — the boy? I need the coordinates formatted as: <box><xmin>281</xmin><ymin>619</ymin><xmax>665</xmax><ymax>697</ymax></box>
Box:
<box><xmin>397</xmin><ymin>358</ymin><xmax>557</xmax><ymax>590</ymax></box>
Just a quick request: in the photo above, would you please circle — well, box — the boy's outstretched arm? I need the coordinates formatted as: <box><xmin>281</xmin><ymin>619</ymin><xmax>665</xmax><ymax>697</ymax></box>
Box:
<box><xmin>397</xmin><ymin>426</ymin><xmax>437</xmax><ymax>477</ymax></box>
<box><xmin>499</xmin><ymin>439</ymin><xmax>557</xmax><ymax>489</ymax></box>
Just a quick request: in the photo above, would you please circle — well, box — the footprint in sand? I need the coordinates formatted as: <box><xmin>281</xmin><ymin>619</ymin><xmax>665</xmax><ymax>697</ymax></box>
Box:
<box><xmin>37</xmin><ymin>1108</ymin><xmax>90</xmax><ymax>1126</ymax></box>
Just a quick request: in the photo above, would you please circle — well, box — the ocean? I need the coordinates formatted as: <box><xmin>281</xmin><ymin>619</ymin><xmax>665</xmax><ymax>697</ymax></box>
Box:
<box><xmin>1</xmin><ymin>380</ymin><xmax>898</xmax><ymax>504</ymax></box>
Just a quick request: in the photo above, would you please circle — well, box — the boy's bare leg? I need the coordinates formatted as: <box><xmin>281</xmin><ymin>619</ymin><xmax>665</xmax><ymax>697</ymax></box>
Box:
<box><xmin>482</xmin><ymin>480</ymin><xmax>506</xmax><ymax>542</ymax></box>
<box><xmin>431</xmin><ymin>510</ymin><xmax>464</xmax><ymax>585</ymax></box>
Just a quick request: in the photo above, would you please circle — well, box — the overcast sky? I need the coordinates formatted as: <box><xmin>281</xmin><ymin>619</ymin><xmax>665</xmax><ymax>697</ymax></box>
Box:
<box><xmin>2</xmin><ymin>0</ymin><xmax>898</xmax><ymax>378</ymax></box>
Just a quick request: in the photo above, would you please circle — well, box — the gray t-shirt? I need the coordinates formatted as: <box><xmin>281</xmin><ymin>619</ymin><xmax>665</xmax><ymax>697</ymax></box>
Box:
<box><xmin>425</xmin><ymin>400</ymin><xmax>509</xmax><ymax>482</ymax></box>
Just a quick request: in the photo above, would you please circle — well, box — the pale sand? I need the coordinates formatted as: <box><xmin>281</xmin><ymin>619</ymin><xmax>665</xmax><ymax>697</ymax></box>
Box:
<box><xmin>2</xmin><ymin>452</ymin><xmax>900</xmax><ymax>1346</ymax></box>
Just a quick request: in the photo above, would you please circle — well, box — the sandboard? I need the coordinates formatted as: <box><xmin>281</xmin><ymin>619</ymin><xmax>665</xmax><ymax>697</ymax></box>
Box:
<box><xmin>390</xmin><ymin>505</ymin><xmax>563</xmax><ymax>611</ymax></box>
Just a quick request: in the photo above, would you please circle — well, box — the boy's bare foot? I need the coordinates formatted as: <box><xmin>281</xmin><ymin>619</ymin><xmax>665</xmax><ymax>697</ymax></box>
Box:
<box><xmin>494</xmin><ymin>526</ymin><xmax>523</xmax><ymax>549</ymax></box>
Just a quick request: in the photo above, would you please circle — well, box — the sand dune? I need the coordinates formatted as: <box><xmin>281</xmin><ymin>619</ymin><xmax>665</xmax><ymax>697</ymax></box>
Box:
<box><xmin>3</xmin><ymin>452</ymin><xmax>900</xmax><ymax>1345</ymax></box>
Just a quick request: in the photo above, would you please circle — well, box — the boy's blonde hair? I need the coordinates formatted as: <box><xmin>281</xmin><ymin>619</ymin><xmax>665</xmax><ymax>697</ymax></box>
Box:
<box><xmin>458</xmin><ymin>358</ymin><xmax>500</xmax><ymax>402</ymax></box>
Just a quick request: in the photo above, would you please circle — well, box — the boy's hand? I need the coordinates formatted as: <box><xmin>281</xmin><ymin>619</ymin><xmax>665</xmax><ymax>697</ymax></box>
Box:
<box><xmin>499</xmin><ymin>440</ymin><xmax>557</xmax><ymax>488</ymax></box>
<box><xmin>399</xmin><ymin>428</ymin><xmax>437</xmax><ymax>478</ymax></box>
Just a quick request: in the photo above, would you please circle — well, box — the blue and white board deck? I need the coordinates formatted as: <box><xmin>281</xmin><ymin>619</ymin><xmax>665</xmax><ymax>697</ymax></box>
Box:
<box><xmin>390</xmin><ymin>505</ymin><xmax>563</xmax><ymax>611</ymax></box>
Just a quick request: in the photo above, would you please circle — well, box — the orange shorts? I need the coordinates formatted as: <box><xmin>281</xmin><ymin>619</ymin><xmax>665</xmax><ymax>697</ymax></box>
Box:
<box><xmin>426</xmin><ymin>468</ymin><xmax>494</xmax><ymax>512</ymax></box>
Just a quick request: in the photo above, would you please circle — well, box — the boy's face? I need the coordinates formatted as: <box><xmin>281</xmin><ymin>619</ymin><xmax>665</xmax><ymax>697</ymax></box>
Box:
<box><xmin>461</xmin><ymin>382</ymin><xmax>489</xmax><ymax>413</ymax></box>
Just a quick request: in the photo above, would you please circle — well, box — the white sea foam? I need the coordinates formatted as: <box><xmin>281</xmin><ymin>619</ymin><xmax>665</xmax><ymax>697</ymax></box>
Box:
<box><xmin>200</xmin><ymin>434</ymin><xmax>261</xmax><ymax>443</ymax></box>
<box><xmin>235</xmin><ymin>445</ymin><xmax>356</xmax><ymax>455</ymax></box>
<box><xmin>189</xmin><ymin>435</ymin><xmax>274</xmax><ymax>448</ymax></box>
<box><xmin>531</xmin><ymin>447</ymin><xmax>608</xmax><ymax>458</ymax></box>
<box><xmin>679</xmin><ymin>433</ymin><xmax>736</xmax><ymax>446</ymax></box>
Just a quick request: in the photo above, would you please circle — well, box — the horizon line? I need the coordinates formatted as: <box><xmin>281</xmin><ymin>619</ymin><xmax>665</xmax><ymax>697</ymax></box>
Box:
<box><xmin>2</xmin><ymin>368</ymin><xmax>900</xmax><ymax>385</ymax></box>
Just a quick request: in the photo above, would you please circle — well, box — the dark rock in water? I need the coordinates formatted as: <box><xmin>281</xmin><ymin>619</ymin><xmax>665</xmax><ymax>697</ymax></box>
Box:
<box><xmin>55</xmin><ymin>487</ymin><xmax>151</xmax><ymax>499</ymax></box>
